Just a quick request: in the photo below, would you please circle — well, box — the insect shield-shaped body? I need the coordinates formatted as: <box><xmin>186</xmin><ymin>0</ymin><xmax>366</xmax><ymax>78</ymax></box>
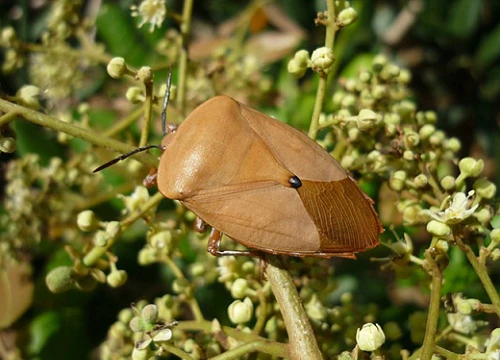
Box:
<box><xmin>157</xmin><ymin>96</ymin><xmax>382</xmax><ymax>258</ymax></box>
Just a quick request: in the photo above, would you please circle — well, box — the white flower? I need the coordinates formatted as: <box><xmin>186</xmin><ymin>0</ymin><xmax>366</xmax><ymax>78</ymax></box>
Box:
<box><xmin>447</xmin><ymin>313</ymin><xmax>477</xmax><ymax>334</ymax></box>
<box><xmin>427</xmin><ymin>191</ymin><xmax>478</xmax><ymax>225</ymax></box>
<box><xmin>131</xmin><ymin>0</ymin><xmax>167</xmax><ymax>32</ymax></box>
<box><xmin>228</xmin><ymin>298</ymin><xmax>254</xmax><ymax>324</ymax></box>
<box><xmin>356</xmin><ymin>323</ymin><xmax>386</xmax><ymax>352</ymax></box>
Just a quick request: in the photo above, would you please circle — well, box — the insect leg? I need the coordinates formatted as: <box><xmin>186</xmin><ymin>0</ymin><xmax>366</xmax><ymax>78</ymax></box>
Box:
<box><xmin>207</xmin><ymin>228</ymin><xmax>256</xmax><ymax>257</ymax></box>
<box><xmin>194</xmin><ymin>216</ymin><xmax>208</xmax><ymax>233</ymax></box>
<box><xmin>143</xmin><ymin>167</ymin><xmax>158</xmax><ymax>188</ymax></box>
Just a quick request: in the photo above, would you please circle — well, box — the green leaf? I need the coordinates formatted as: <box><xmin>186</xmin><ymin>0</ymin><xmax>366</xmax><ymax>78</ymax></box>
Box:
<box><xmin>476</xmin><ymin>23</ymin><xmax>500</xmax><ymax>69</ymax></box>
<box><xmin>448</xmin><ymin>0</ymin><xmax>482</xmax><ymax>39</ymax></box>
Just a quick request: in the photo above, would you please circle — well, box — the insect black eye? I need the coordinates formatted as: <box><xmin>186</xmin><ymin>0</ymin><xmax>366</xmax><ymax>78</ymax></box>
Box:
<box><xmin>289</xmin><ymin>176</ymin><xmax>302</xmax><ymax>188</ymax></box>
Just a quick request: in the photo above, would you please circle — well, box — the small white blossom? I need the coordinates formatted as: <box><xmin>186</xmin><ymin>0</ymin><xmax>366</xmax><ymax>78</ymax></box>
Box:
<box><xmin>131</xmin><ymin>0</ymin><xmax>167</xmax><ymax>32</ymax></box>
<box><xmin>427</xmin><ymin>191</ymin><xmax>478</xmax><ymax>225</ymax></box>
<box><xmin>447</xmin><ymin>313</ymin><xmax>477</xmax><ymax>334</ymax></box>
<box><xmin>356</xmin><ymin>323</ymin><xmax>385</xmax><ymax>352</ymax></box>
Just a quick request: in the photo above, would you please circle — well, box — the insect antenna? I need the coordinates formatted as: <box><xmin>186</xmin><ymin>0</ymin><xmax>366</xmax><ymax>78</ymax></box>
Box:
<box><xmin>94</xmin><ymin>67</ymin><xmax>174</xmax><ymax>173</ymax></box>
<box><xmin>161</xmin><ymin>65</ymin><xmax>173</xmax><ymax>136</ymax></box>
<box><xmin>93</xmin><ymin>145</ymin><xmax>162</xmax><ymax>173</ymax></box>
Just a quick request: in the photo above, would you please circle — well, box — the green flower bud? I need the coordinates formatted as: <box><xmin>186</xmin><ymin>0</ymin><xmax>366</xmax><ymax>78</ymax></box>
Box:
<box><xmin>1</xmin><ymin>27</ymin><xmax>17</xmax><ymax>46</ymax></box>
<box><xmin>397</xmin><ymin>100</ymin><xmax>416</xmax><ymax>119</ymax></box>
<box><xmin>294</xmin><ymin>49</ymin><xmax>310</xmax><ymax>67</ymax></box>
<box><xmin>403</xmin><ymin>150</ymin><xmax>414</xmax><ymax>161</ymax></box>
<box><xmin>348</xmin><ymin>127</ymin><xmax>360</xmax><ymax>141</ymax></box>
<box><xmin>357</xmin><ymin>109</ymin><xmax>378</xmax><ymax>131</ymax></box>
<box><xmin>118</xmin><ymin>308</ymin><xmax>134</xmax><ymax>325</ymax></box>
<box><xmin>340</xmin><ymin>94</ymin><xmax>356</xmax><ymax>109</ymax></box>
<box><xmin>384</xmin><ymin>113</ymin><xmax>401</xmax><ymax>125</ymax></box>
<box><xmin>473</xmin><ymin>206</ymin><xmax>492</xmax><ymax>225</ymax></box>
<box><xmin>172</xmin><ymin>278</ymin><xmax>192</xmax><ymax>296</ymax></box>
<box><xmin>16</xmin><ymin>85</ymin><xmax>40</xmax><ymax>109</ymax></box>
<box><xmin>0</xmin><ymin>137</ymin><xmax>16</xmax><ymax>153</ymax></box>
<box><xmin>356</xmin><ymin>323</ymin><xmax>386</xmax><ymax>352</ymax></box>
<box><xmin>338</xmin><ymin>7</ymin><xmax>358</xmax><ymax>26</ymax></box>
<box><xmin>228</xmin><ymin>298</ymin><xmax>254</xmax><ymax>324</ymax></box>
<box><xmin>389</xmin><ymin>170</ymin><xmax>407</xmax><ymax>191</ymax></box>
<box><xmin>77</xmin><ymin>210</ymin><xmax>100</xmax><ymax>232</ymax></box>
<box><xmin>46</xmin><ymin>266</ymin><xmax>75</xmax><ymax>293</ymax></box>
<box><xmin>340</xmin><ymin>155</ymin><xmax>354</xmax><ymax>169</ymax></box>
<box><xmin>141</xmin><ymin>304</ymin><xmax>159</xmax><ymax>324</ymax></box>
<box><xmin>403</xmin><ymin>131</ymin><xmax>420</xmax><ymax>148</ymax></box>
<box><xmin>473</xmin><ymin>178</ymin><xmax>496</xmax><ymax>199</ymax></box>
<box><xmin>413</xmin><ymin>174</ymin><xmax>428</xmax><ymax>188</ymax></box>
<box><xmin>398</xmin><ymin>69</ymin><xmax>412</xmax><ymax>84</ymax></box>
<box><xmin>107</xmin><ymin>57</ymin><xmax>130</xmax><ymax>79</ymax></box>
<box><xmin>491</xmin><ymin>249</ymin><xmax>500</xmax><ymax>261</ymax></box>
<box><xmin>491</xmin><ymin>229</ymin><xmax>500</xmax><ymax>245</ymax></box>
<box><xmin>107</xmin><ymin>269</ymin><xmax>127</xmax><ymax>288</ymax></box>
<box><xmin>425</xmin><ymin>111</ymin><xmax>437</xmax><ymax>124</ymax></box>
<box><xmin>435</xmin><ymin>240</ymin><xmax>449</xmax><ymax>253</ymax></box>
<box><xmin>337</xmin><ymin>351</ymin><xmax>353</xmax><ymax>360</ymax></box>
<box><xmin>429</xmin><ymin>130</ymin><xmax>445</xmax><ymax>147</ymax></box>
<box><xmin>287</xmin><ymin>59</ymin><xmax>307</xmax><ymax>78</ymax></box>
<box><xmin>459</xmin><ymin>158</ymin><xmax>484</xmax><ymax>177</ymax></box>
<box><xmin>138</xmin><ymin>247</ymin><xmax>156</xmax><ymax>265</ymax></box>
<box><xmin>386</xmin><ymin>64</ymin><xmax>400</xmax><ymax>78</ymax></box>
<box><xmin>344</xmin><ymin>79</ymin><xmax>358</xmax><ymax>92</ymax></box>
<box><xmin>241</xmin><ymin>261</ymin><xmax>255</xmax><ymax>273</ymax></box>
<box><xmin>126</xmin><ymin>86</ymin><xmax>145</xmax><ymax>104</ymax></box>
<box><xmin>371</xmin><ymin>84</ymin><xmax>386</xmax><ymax>99</ymax></box>
<box><xmin>310</xmin><ymin>47</ymin><xmax>335</xmax><ymax>75</ymax></box>
<box><xmin>230</xmin><ymin>278</ymin><xmax>249</xmax><ymax>299</ymax></box>
<box><xmin>106</xmin><ymin>221</ymin><xmax>121</xmax><ymax>239</ymax></box>
<box><xmin>136</xmin><ymin>66</ymin><xmax>153</xmax><ymax>83</ymax></box>
<box><xmin>419</xmin><ymin>124</ymin><xmax>435</xmax><ymax>140</ymax></box>
<box><xmin>359</xmin><ymin>71</ymin><xmax>372</xmax><ymax>83</ymax></box>
<box><xmin>93</xmin><ymin>230</ymin><xmax>110</xmax><ymax>247</ymax></box>
<box><xmin>426</xmin><ymin>220</ymin><xmax>451</xmax><ymax>237</ymax></box>
<box><xmin>332</xmin><ymin>91</ymin><xmax>346</xmax><ymax>106</ymax></box>
<box><xmin>456</xmin><ymin>299</ymin><xmax>472</xmax><ymax>315</ymax></box>
<box><xmin>190</xmin><ymin>263</ymin><xmax>205</xmax><ymax>277</ymax></box>
<box><xmin>150</xmin><ymin>230</ymin><xmax>172</xmax><ymax>251</ymax></box>
<box><xmin>385</xmin><ymin>123</ymin><xmax>397</xmax><ymax>136</ymax></box>
<box><xmin>441</xmin><ymin>176</ymin><xmax>455</xmax><ymax>191</ymax></box>
<box><xmin>446</xmin><ymin>137</ymin><xmax>461</xmax><ymax>152</ymax></box>
<box><xmin>372</xmin><ymin>54</ymin><xmax>388</xmax><ymax>73</ymax></box>
<box><xmin>360</xmin><ymin>89</ymin><xmax>374</xmax><ymax>107</ymax></box>
<box><xmin>340</xmin><ymin>292</ymin><xmax>353</xmax><ymax>304</ymax></box>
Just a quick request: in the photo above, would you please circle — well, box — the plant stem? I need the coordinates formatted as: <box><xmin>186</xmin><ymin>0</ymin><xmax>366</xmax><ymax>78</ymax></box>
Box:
<box><xmin>103</xmin><ymin>106</ymin><xmax>144</xmax><ymax>138</ymax></box>
<box><xmin>433</xmin><ymin>346</ymin><xmax>461</xmax><ymax>360</ymax></box>
<box><xmin>177</xmin><ymin>320</ymin><xmax>280</xmax><ymax>344</ymax></box>
<box><xmin>83</xmin><ymin>192</ymin><xmax>164</xmax><ymax>266</ymax></box>
<box><xmin>308</xmin><ymin>0</ymin><xmax>337</xmax><ymax>140</ymax></box>
<box><xmin>209</xmin><ymin>340</ymin><xmax>289</xmax><ymax>360</ymax></box>
<box><xmin>0</xmin><ymin>99</ymin><xmax>158</xmax><ymax>167</ymax></box>
<box><xmin>139</xmin><ymin>79</ymin><xmax>154</xmax><ymax>147</ymax></box>
<box><xmin>161</xmin><ymin>344</ymin><xmax>197</xmax><ymax>360</ymax></box>
<box><xmin>420</xmin><ymin>251</ymin><xmax>443</xmax><ymax>360</ymax></box>
<box><xmin>264</xmin><ymin>255</ymin><xmax>323</xmax><ymax>360</ymax></box>
<box><xmin>455</xmin><ymin>236</ymin><xmax>500</xmax><ymax>317</ymax></box>
<box><xmin>0</xmin><ymin>110</ymin><xmax>21</xmax><ymax>128</ymax></box>
<box><xmin>176</xmin><ymin>0</ymin><xmax>194</xmax><ymax>116</ymax></box>
<box><xmin>162</xmin><ymin>257</ymin><xmax>204</xmax><ymax>322</ymax></box>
